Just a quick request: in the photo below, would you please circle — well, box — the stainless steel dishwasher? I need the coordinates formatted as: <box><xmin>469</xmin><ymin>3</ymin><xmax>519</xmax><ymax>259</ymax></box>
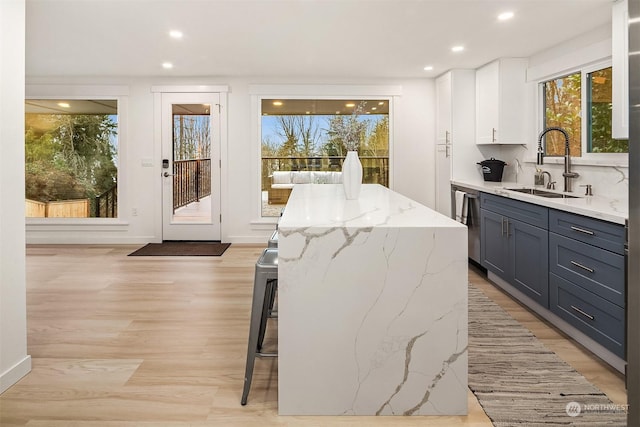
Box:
<box><xmin>451</xmin><ymin>184</ymin><xmax>480</xmax><ymax>264</ymax></box>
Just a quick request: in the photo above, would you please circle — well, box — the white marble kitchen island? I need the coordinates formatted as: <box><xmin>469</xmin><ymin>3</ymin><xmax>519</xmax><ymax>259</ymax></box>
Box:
<box><xmin>277</xmin><ymin>184</ymin><xmax>468</xmax><ymax>416</ymax></box>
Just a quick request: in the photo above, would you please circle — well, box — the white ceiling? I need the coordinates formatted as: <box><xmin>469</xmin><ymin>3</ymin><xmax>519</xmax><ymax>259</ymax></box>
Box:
<box><xmin>25</xmin><ymin>0</ymin><xmax>614</xmax><ymax>79</ymax></box>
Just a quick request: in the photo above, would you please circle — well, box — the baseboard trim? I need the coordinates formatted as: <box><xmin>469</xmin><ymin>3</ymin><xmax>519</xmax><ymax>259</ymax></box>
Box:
<box><xmin>0</xmin><ymin>355</ymin><xmax>31</xmax><ymax>394</ymax></box>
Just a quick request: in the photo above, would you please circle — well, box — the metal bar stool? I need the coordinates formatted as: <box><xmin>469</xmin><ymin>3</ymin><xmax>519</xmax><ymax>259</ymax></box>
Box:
<box><xmin>268</xmin><ymin>229</ymin><xmax>278</xmax><ymax>248</ymax></box>
<box><xmin>241</xmin><ymin>248</ymin><xmax>278</xmax><ymax>406</ymax></box>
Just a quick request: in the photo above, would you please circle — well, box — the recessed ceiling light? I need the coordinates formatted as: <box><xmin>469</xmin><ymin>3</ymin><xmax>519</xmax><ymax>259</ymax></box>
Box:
<box><xmin>378</xmin><ymin>101</ymin><xmax>384</xmax><ymax>106</ymax></box>
<box><xmin>345</xmin><ymin>103</ymin><xmax>356</xmax><ymax>108</ymax></box>
<box><xmin>498</xmin><ymin>11</ymin><xmax>514</xmax><ymax>21</ymax></box>
<box><xmin>371</xmin><ymin>107</ymin><xmax>377</xmax><ymax>111</ymax></box>
<box><xmin>335</xmin><ymin>111</ymin><xmax>341</xmax><ymax>114</ymax></box>
<box><xmin>451</xmin><ymin>45</ymin><xmax>465</xmax><ymax>53</ymax></box>
<box><xmin>273</xmin><ymin>101</ymin><xmax>283</xmax><ymax>106</ymax></box>
<box><xmin>57</xmin><ymin>102</ymin><xmax>70</xmax><ymax>108</ymax></box>
<box><xmin>169</xmin><ymin>30</ymin><xmax>183</xmax><ymax>39</ymax></box>
<box><xmin>423</xmin><ymin>65</ymin><xmax>434</xmax><ymax>71</ymax></box>
<box><xmin>162</xmin><ymin>62</ymin><xmax>173</xmax><ymax>69</ymax></box>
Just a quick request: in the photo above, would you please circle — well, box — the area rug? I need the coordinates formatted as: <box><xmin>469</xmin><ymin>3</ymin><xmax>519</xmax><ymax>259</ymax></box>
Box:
<box><xmin>128</xmin><ymin>241</ymin><xmax>230</xmax><ymax>256</ymax></box>
<box><xmin>468</xmin><ymin>284</ymin><xmax>627</xmax><ymax>426</ymax></box>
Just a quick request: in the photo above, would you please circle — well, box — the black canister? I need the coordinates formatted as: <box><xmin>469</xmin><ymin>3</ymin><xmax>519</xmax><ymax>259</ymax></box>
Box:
<box><xmin>477</xmin><ymin>157</ymin><xmax>507</xmax><ymax>182</ymax></box>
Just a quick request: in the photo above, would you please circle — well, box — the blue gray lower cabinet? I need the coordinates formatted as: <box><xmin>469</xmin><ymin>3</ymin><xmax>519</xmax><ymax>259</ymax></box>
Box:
<box><xmin>480</xmin><ymin>208</ymin><xmax>509</xmax><ymax>277</ymax></box>
<box><xmin>548</xmin><ymin>210</ymin><xmax>626</xmax><ymax>359</ymax></box>
<box><xmin>480</xmin><ymin>194</ymin><xmax>549</xmax><ymax>308</ymax></box>
<box><xmin>549</xmin><ymin>232</ymin><xmax>625</xmax><ymax>307</ymax></box>
<box><xmin>480</xmin><ymin>192</ymin><xmax>626</xmax><ymax>360</ymax></box>
<box><xmin>550</xmin><ymin>272</ymin><xmax>625</xmax><ymax>358</ymax></box>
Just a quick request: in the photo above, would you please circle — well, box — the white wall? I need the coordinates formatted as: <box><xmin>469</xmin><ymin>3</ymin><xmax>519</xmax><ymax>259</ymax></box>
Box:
<box><xmin>0</xmin><ymin>0</ymin><xmax>31</xmax><ymax>394</ymax></box>
<box><xmin>25</xmin><ymin>76</ymin><xmax>436</xmax><ymax>244</ymax></box>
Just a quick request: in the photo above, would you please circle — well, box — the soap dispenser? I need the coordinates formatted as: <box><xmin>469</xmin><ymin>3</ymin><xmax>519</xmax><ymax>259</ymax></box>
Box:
<box><xmin>534</xmin><ymin>168</ymin><xmax>544</xmax><ymax>186</ymax></box>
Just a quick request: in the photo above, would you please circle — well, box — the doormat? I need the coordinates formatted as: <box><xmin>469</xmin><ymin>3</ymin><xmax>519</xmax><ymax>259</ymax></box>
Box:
<box><xmin>128</xmin><ymin>241</ymin><xmax>230</xmax><ymax>256</ymax></box>
<box><xmin>468</xmin><ymin>284</ymin><xmax>626</xmax><ymax>426</ymax></box>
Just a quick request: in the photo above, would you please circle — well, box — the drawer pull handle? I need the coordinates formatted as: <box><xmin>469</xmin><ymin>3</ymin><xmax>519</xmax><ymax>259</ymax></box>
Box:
<box><xmin>570</xmin><ymin>260</ymin><xmax>595</xmax><ymax>273</ymax></box>
<box><xmin>570</xmin><ymin>226</ymin><xmax>595</xmax><ymax>236</ymax></box>
<box><xmin>570</xmin><ymin>305</ymin><xmax>595</xmax><ymax>321</ymax></box>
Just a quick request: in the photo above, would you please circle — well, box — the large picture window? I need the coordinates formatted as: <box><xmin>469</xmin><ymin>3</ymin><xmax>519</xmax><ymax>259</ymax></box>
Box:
<box><xmin>542</xmin><ymin>64</ymin><xmax>628</xmax><ymax>158</ymax></box>
<box><xmin>260</xmin><ymin>99</ymin><xmax>390</xmax><ymax>217</ymax></box>
<box><xmin>25</xmin><ymin>99</ymin><xmax>118</xmax><ymax>218</ymax></box>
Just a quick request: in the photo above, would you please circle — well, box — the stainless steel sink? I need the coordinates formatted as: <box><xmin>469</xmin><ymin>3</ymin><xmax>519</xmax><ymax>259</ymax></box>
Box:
<box><xmin>505</xmin><ymin>188</ymin><xmax>580</xmax><ymax>199</ymax></box>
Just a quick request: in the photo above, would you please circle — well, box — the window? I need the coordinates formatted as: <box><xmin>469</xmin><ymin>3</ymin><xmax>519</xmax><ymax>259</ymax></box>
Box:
<box><xmin>587</xmin><ymin>67</ymin><xmax>628</xmax><ymax>153</ymax></box>
<box><xmin>543</xmin><ymin>72</ymin><xmax>581</xmax><ymax>156</ymax></box>
<box><xmin>260</xmin><ymin>99</ymin><xmax>389</xmax><ymax>217</ymax></box>
<box><xmin>542</xmin><ymin>64</ymin><xmax>628</xmax><ymax>158</ymax></box>
<box><xmin>25</xmin><ymin>99</ymin><xmax>118</xmax><ymax>218</ymax></box>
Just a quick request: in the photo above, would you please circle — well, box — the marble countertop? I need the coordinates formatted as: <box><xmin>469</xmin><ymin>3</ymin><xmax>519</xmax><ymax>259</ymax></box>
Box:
<box><xmin>280</xmin><ymin>183</ymin><xmax>465</xmax><ymax>229</ymax></box>
<box><xmin>277</xmin><ymin>182</ymin><xmax>468</xmax><ymax>415</ymax></box>
<box><xmin>451</xmin><ymin>180</ymin><xmax>627</xmax><ymax>225</ymax></box>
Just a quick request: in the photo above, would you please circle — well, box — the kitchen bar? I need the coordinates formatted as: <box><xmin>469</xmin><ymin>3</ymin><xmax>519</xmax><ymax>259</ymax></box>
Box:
<box><xmin>277</xmin><ymin>184</ymin><xmax>468</xmax><ymax>415</ymax></box>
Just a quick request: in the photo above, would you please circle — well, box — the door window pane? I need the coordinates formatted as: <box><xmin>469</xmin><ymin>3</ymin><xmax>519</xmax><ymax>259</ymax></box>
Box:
<box><xmin>171</xmin><ymin>104</ymin><xmax>212</xmax><ymax>223</ymax></box>
<box><xmin>25</xmin><ymin>99</ymin><xmax>118</xmax><ymax>218</ymax></box>
<box><xmin>261</xmin><ymin>99</ymin><xmax>390</xmax><ymax>217</ymax></box>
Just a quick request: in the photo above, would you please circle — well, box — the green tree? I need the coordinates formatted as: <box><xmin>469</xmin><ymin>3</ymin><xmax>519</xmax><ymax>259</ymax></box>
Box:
<box><xmin>545</xmin><ymin>72</ymin><xmax>582</xmax><ymax>157</ymax></box>
<box><xmin>361</xmin><ymin>116</ymin><xmax>389</xmax><ymax>157</ymax></box>
<box><xmin>25</xmin><ymin>113</ymin><xmax>117</xmax><ymax>204</ymax></box>
<box><xmin>589</xmin><ymin>67</ymin><xmax>628</xmax><ymax>153</ymax></box>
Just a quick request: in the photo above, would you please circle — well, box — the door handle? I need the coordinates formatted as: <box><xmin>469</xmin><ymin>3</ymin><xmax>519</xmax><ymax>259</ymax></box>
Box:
<box><xmin>163</xmin><ymin>171</ymin><xmax>175</xmax><ymax>177</ymax></box>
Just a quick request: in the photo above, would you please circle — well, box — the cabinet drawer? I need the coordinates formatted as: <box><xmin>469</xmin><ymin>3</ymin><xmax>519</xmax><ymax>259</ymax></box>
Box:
<box><xmin>480</xmin><ymin>193</ymin><xmax>548</xmax><ymax>229</ymax></box>
<box><xmin>549</xmin><ymin>233</ymin><xmax>625</xmax><ymax>307</ymax></box>
<box><xmin>549</xmin><ymin>209</ymin><xmax>625</xmax><ymax>255</ymax></box>
<box><xmin>550</xmin><ymin>273</ymin><xmax>625</xmax><ymax>359</ymax></box>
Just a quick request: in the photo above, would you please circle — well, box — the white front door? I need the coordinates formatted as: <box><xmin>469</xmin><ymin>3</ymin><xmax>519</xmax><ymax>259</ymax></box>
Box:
<box><xmin>161</xmin><ymin>92</ymin><xmax>221</xmax><ymax>241</ymax></box>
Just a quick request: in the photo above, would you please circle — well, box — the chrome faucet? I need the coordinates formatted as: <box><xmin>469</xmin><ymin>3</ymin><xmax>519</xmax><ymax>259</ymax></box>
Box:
<box><xmin>541</xmin><ymin>171</ymin><xmax>553</xmax><ymax>189</ymax></box>
<box><xmin>537</xmin><ymin>127</ymin><xmax>579</xmax><ymax>192</ymax></box>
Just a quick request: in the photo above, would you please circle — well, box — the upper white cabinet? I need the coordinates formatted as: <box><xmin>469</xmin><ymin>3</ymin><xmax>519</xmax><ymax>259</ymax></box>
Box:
<box><xmin>435</xmin><ymin>72</ymin><xmax>453</xmax><ymax>217</ymax></box>
<box><xmin>475</xmin><ymin>58</ymin><xmax>528</xmax><ymax>145</ymax></box>
<box><xmin>435</xmin><ymin>69</ymin><xmax>475</xmax><ymax>216</ymax></box>
<box><xmin>612</xmin><ymin>0</ymin><xmax>629</xmax><ymax>139</ymax></box>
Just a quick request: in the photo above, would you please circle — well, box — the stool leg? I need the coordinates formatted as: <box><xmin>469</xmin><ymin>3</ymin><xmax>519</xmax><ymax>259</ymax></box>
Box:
<box><xmin>258</xmin><ymin>279</ymin><xmax>276</xmax><ymax>351</ymax></box>
<box><xmin>268</xmin><ymin>281</ymin><xmax>277</xmax><ymax>317</ymax></box>
<box><xmin>241</xmin><ymin>269</ymin><xmax>269</xmax><ymax>405</ymax></box>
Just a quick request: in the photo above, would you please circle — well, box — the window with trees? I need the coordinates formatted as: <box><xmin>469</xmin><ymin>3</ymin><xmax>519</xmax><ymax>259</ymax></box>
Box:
<box><xmin>260</xmin><ymin>99</ymin><xmax>389</xmax><ymax>217</ymax></box>
<box><xmin>542</xmin><ymin>65</ymin><xmax>628</xmax><ymax>158</ymax></box>
<box><xmin>25</xmin><ymin>99</ymin><xmax>118</xmax><ymax>218</ymax></box>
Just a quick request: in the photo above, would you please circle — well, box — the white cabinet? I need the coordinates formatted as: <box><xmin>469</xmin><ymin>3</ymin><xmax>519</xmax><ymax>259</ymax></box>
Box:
<box><xmin>435</xmin><ymin>72</ymin><xmax>452</xmax><ymax>217</ymax></box>
<box><xmin>475</xmin><ymin>58</ymin><xmax>528</xmax><ymax>145</ymax></box>
<box><xmin>612</xmin><ymin>0</ymin><xmax>629</xmax><ymax>139</ymax></box>
<box><xmin>435</xmin><ymin>69</ymin><xmax>475</xmax><ymax>217</ymax></box>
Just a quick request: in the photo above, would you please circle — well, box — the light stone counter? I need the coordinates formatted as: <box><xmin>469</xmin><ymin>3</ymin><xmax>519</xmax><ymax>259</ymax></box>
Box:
<box><xmin>277</xmin><ymin>184</ymin><xmax>468</xmax><ymax>416</ymax></box>
<box><xmin>451</xmin><ymin>180</ymin><xmax>628</xmax><ymax>225</ymax></box>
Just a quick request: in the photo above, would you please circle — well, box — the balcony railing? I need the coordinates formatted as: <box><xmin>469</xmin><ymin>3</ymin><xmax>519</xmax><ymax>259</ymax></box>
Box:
<box><xmin>173</xmin><ymin>159</ymin><xmax>211</xmax><ymax>211</ymax></box>
<box><xmin>261</xmin><ymin>155</ymin><xmax>389</xmax><ymax>191</ymax></box>
<box><xmin>93</xmin><ymin>184</ymin><xmax>117</xmax><ymax>218</ymax></box>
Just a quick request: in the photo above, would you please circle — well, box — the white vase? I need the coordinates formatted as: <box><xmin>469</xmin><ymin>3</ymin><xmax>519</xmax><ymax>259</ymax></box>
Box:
<box><xmin>342</xmin><ymin>151</ymin><xmax>363</xmax><ymax>200</ymax></box>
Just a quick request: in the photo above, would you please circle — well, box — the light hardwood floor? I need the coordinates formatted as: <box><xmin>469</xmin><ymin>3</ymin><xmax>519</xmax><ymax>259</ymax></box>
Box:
<box><xmin>0</xmin><ymin>245</ymin><xmax>626</xmax><ymax>426</ymax></box>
